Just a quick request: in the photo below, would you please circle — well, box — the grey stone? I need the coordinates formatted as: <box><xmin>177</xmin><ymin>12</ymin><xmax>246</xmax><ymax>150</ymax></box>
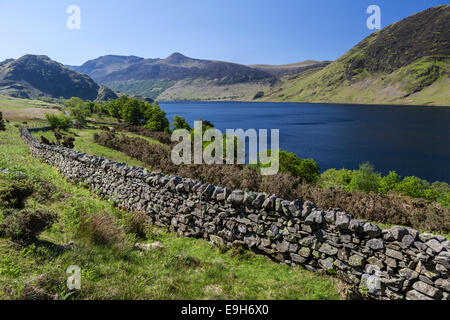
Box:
<box><xmin>288</xmin><ymin>200</ymin><xmax>302</xmax><ymax>217</ymax></box>
<box><xmin>412</xmin><ymin>281</ymin><xmax>442</xmax><ymax>299</ymax></box>
<box><xmin>363</xmin><ymin>223</ymin><xmax>382</xmax><ymax>238</ymax></box>
<box><xmin>385</xmin><ymin>257</ymin><xmax>397</xmax><ymax>268</ymax></box>
<box><xmin>406</xmin><ymin>227</ymin><xmax>419</xmax><ymax>240</ymax></box>
<box><xmin>419</xmin><ymin>275</ymin><xmax>434</xmax><ymax>285</ymax></box>
<box><xmin>385</xmin><ymin>248</ymin><xmax>403</xmax><ymax>260</ymax></box>
<box><xmin>243</xmin><ymin>191</ymin><xmax>257</xmax><ymax>205</ymax></box>
<box><xmin>244</xmin><ymin>236</ymin><xmax>259</xmax><ymax>248</ymax></box>
<box><xmin>425</xmin><ymin>239</ymin><xmax>443</xmax><ymax>253</ymax></box>
<box><xmin>262</xmin><ymin>195</ymin><xmax>276</xmax><ymax>210</ymax></box>
<box><xmin>349</xmin><ymin>219</ymin><xmax>365</xmax><ymax>233</ymax></box>
<box><xmin>251</xmin><ymin>193</ymin><xmax>266</xmax><ymax>209</ymax></box>
<box><xmin>304</xmin><ymin>210</ymin><xmax>324</xmax><ymax>226</ymax></box>
<box><xmin>406</xmin><ymin>290</ymin><xmax>434</xmax><ymax>300</ymax></box>
<box><xmin>385</xmin><ymin>287</ymin><xmax>404</xmax><ymax>300</ymax></box>
<box><xmin>390</xmin><ymin>226</ymin><xmax>408</xmax><ymax>241</ymax></box>
<box><xmin>436</xmin><ymin>263</ymin><xmax>448</xmax><ymax>275</ymax></box>
<box><xmin>324</xmin><ymin>210</ymin><xmax>336</xmax><ymax>224</ymax></box>
<box><xmin>276</xmin><ymin>241</ymin><xmax>290</xmax><ymax>253</ymax></box>
<box><xmin>318</xmin><ymin>243</ymin><xmax>338</xmax><ymax>256</ymax></box>
<box><xmin>209</xmin><ymin>235</ymin><xmax>225</xmax><ymax>247</ymax></box>
<box><xmin>348</xmin><ymin>255</ymin><xmax>365</xmax><ymax>267</ymax></box>
<box><xmin>383</xmin><ymin>230</ymin><xmax>395</xmax><ymax>241</ymax></box>
<box><xmin>237</xmin><ymin>224</ymin><xmax>247</xmax><ymax>234</ymax></box>
<box><xmin>290</xmin><ymin>253</ymin><xmax>307</xmax><ymax>264</ymax></box>
<box><xmin>361</xmin><ymin>273</ymin><xmax>382</xmax><ymax>296</ymax></box>
<box><xmin>434</xmin><ymin>251</ymin><xmax>450</xmax><ymax>269</ymax></box>
<box><xmin>366</xmin><ymin>238</ymin><xmax>384</xmax><ymax>251</ymax></box>
<box><xmin>401</xmin><ymin>235</ymin><xmax>415</xmax><ymax>248</ymax></box>
<box><xmin>399</xmin><ymin>268</ymin><xmax>419</xmax><ymax>281</ymax></box>
<box><xmin>228</xmin><ymin>190</ymin><xmax>245</xmax><ymax>205</ymax></box>
<box><xmin>319</xmin><ymin>257</ymin><xmax>334</xmax><ymax>271</ymax></box>
<box><xmin>335</xmin><ymin>212</ymin><xmax>351</xmax><ymax>231</ymax></box>
<box><xmin>301</xmin><ymin>201</ymin><xmax>314</xmax><ymax>218</ymax></box>
<box><xmin>298</xmin><ymin>247</ymin><xmax>311</xmax><ymax>258</ymax></box>
<box><xmin>434</xmin><ymin>278</ymin><xmax>450</xmax><ymax>292</ymax></box>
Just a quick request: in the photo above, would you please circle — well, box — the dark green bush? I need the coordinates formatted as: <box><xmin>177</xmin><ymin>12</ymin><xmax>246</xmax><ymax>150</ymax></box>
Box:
<box><xmin>1</xmin><ymin>209</ymin><xmax>57</xmax><ymax>242</ymax></box>
<box><xmin>0</xmin><ymin>179</ymin><xmax>34</xmax><ymax>209</ymax></box>
<box><xmin>0</xmin><ymin>112</ymin><xmax>6</xmax><ymax>131</ymax></box>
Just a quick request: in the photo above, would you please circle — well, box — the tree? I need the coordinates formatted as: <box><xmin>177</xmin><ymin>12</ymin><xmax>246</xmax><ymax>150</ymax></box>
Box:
<box><xmin>46</xmin><ymin>113</ymin><xmax>71</xmax><ymax>129</ymax></box>
<box><xmin>119</xmin><ymin>98</ymin><xmax>145</xmax><ymax>125</ymax></box>
<box><xmin>378</xmin><ymin>171</ymin><xmax>400</xmax><ymax>194</ymax></box>
<box><xmin>144</xmin><ymin>102</ymin><xmax>169</xmax><ymax>132</ymax></box>
<box><xmin>394</xmin><ymin>176</ymin><xmax>425</xmax><ymax>198</ymax></box>
<box><xmin>172</xmin><ymin>115</ymin><xmax>191</xmax><ymax>131</ymax></box>
<box><xmin>347</xmin><ymin>162</ymin><xmax>380</xmax><ymax>193</ymax></box>
<box><xmin>106</xmin><ymin>95</ymin><xmax>130</xmax><ymax>119</ymax></box>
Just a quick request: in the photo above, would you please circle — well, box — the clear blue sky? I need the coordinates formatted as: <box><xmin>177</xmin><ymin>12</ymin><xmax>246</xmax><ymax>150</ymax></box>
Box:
<box><xmin>0</xmin><ymin>0</ymin><xmax>447</xmax><ymax>66</ymax></box>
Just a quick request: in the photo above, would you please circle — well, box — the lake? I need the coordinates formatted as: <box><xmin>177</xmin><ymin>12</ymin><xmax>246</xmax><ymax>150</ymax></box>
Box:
<box><xmin>159</xmin><ymin>101</ymin><xmax>450</xmax><ymax>183</ymax></box>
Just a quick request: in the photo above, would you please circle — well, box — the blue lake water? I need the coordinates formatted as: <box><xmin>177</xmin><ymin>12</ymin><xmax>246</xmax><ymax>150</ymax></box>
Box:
<box><xmin>159</xmin><ymin>101</ymin><xmax>450</xmax><ymax>183</ymax></box>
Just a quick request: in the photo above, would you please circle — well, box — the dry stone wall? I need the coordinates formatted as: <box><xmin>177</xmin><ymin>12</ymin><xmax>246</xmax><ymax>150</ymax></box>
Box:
<box><xmin>20</xmin><ymin>128</ymin><xmax>450</xmax><ymax>300</ymax></box>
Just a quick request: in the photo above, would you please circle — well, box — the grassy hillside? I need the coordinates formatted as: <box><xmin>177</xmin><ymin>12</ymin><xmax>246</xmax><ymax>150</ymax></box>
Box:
<box><xmin>0</xmin><ymin>114</ymin><xmax>340</xmax><ymax>300</ymax></box>
<box><xmin>262</xmin><ymin>5</ymin><xmax>450</xmax><ymax>106</ymax></box>
<box><xmin>0</xmin><ymin>95</ymin><xmax>61</xmax><ymax>122</ymax></box>
<box><xmin>157</xmin><ymin>78</ymin><xmax>273</xmax><ymax>101</ymax></box>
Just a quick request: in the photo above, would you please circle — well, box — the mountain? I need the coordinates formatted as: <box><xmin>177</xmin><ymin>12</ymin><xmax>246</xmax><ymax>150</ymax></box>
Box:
<box><xmin>261</xmin><ymin>5</ymin><xmax>450</xmax><ymax>106</ymax></box>
<box><xmin>68</xmin><ymin>55</ymin><xmax>145</xmax><ymax>82</ymax></box>
<box><xmin>0</xmin><ymin>55</ymin><xmax>118</xmax><ymax>101</ymax></box>
<box><xmin>68</xmin><ymin>53</ymin><xmax>328</xmax><ymax>101</ymax></box>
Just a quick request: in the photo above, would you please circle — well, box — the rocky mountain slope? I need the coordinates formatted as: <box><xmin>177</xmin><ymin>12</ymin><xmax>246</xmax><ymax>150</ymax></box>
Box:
<box><xmin>0</xmin><ymin>55</ymin><xmax>118</xmax><ymax>101</ymax></box>
<box><xmin>261</xmin><ymin>5</ymin><xmax>450</xmax><ymax>106</ymax></box>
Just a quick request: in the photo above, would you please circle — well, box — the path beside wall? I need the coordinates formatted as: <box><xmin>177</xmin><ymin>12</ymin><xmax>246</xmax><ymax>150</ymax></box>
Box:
<box><xmin>20</xmin><ymin>128</ymin><xmax>450</xmax><ymax>300</ymax></box>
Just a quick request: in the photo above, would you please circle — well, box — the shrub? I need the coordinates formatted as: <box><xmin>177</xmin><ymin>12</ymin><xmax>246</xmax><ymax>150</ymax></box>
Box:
<box><xmin>124</xmin><ymin>212</ymin><xmax>150</xmax><ymax>239</ymax></box>
<box><xmin>45</xmin><ymin>114</ymin><xmax>71</xmax><ymax>129</ymax></box>
<box><xmin>114</xmin><ymin>124</ymin><xmax>172</xmax><ymax>144</ymax></box>
<box><xmin>78</xmin><ymin>213</ymin><xmax>125</xmax><ymax>247</ymax></box>
<box><xmin>0</xmin><ymin>209</ymin><xmax>57</xmax><ymax>242</ymax></box>
<box><xmin>296</xmin><ymin>184</ymin><xmax>450</xmax><ymax>233</ymax></box>
<box><xmin>261</xmin><ymin>150</ymin><xmax>320</xmax><ymax>184</ymax></box>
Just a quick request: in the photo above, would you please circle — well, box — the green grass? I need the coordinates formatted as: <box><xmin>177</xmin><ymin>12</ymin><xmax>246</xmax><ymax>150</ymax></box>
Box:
<box><xmin>0</xmin><ymin>95</ymin><xmax>61</xmax><ymax>110</ymax></box>
<box><xmin>32</xmin><ymin>128</ymin><xmax>149</xmax><ymax>169</ymax></box>
<box><xmin>0</xmin><ymin>122</ymin><xmax>341</xmax><ymax>300</ymax></box>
